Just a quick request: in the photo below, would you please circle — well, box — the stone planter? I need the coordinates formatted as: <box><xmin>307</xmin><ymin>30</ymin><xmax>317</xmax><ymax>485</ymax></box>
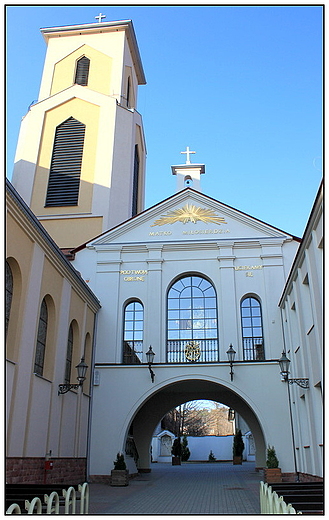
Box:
<box><xmin>233</xmin><ymin>456</ymin><xmax>242</xmax><ymax>465</ymax></box>
<box><xmin>264</xmin><ymin>467</ymin><xmax>282</xmax><ymax>483</ymax></box>
<box><xmin>172</xmin><ymin>456</ymin><xmax>181</xmax><ymax>466</ymax></box>
<box><xmin>110</xmin><ymin>469</ymin><xmax>129</xmax><ymax>486</ymax></box>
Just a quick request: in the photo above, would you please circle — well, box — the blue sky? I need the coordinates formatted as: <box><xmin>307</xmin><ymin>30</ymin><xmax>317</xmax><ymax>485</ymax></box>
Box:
<box><xmin>6</xmin><ymin>5</ymin><xmax>323</xmax><ymax>237</ymax></box>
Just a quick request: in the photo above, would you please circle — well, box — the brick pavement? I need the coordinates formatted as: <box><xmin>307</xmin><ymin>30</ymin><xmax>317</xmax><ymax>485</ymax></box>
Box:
<box><xmin>89</xmin><ymin>461</ymin><xmax>262</xmax><ymax>515</ymax></box>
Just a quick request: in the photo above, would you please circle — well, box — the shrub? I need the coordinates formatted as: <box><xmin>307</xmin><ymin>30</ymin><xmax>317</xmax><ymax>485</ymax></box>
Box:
<box><xmin>113</xmin><ymin>452</ymin><xmax>126</xmax><ymax>470</ymax></box>
<box><xmin>266</xmin><ymin>445</ymin><xmax>279</xmax><ymax>468</ymax></box>
<box><xmin>208</xmin><ymin>450</ymin><xmax>216</xmax><ymax>462</ymax></box>
<box><xmin>171</xmin><ymin>437</ymin><xmax>182</xmax><ymax>457</ymax></box>
<box><xmin>181</xmin><ymin>435</ymin><xmax>191</xmax><ymax>461</ymax></box>
<box><xmin>233</xmin><ymin>429</ymin><xmax>245</xmax><ymax>457</ymax></box>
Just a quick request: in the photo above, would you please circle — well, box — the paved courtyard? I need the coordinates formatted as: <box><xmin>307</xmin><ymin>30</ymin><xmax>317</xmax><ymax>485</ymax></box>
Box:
<box><xmin>89</xmin><ymin>461</ymin><xmax>262</xmax><ymax>515</ymax></box>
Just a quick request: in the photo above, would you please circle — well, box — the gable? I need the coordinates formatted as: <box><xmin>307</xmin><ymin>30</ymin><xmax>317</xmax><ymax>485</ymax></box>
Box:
<box><xmin>86</xmin><ymin>189</ymin><xmax>296</xmax><ymax>249</ymax></box>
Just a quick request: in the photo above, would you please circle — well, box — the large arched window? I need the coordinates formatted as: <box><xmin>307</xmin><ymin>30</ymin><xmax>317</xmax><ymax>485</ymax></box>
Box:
<box><xmin>123</xmin><ymin>301</ymin><xmax>144</xmax><ymax>364</ymax></box>
<box><xmin>34</xmin><ymin>298</ymin><xmax>48</xmax><ymax>376</ymax></box>
<box><xmin>241</xmin><ymin>296</ymin><xmax>264</xmax><ymax>360</ymax></box>
<box><xmin>6</xmin><ymin>261</ymin><xmax>13</xmax><ymax>336</ymax></box>
<box><xmin>167</xmin><ymin>275</ymin><xmax>218</xmax><ymax>363</ymax></box>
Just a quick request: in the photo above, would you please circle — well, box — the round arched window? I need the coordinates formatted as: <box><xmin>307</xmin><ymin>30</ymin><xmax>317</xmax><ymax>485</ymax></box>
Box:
<box><xmin>167</xmin><ymin>275</ymin><xmax>218</xmax><ymax>363</ymax></box>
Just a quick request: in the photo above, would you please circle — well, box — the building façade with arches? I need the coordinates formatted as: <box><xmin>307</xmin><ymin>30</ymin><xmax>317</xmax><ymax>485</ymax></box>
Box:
<box><xmin>71</xmin><ymin>185</ymin><xmax>322</xmax><ymax>480</ymax></box>
<box><xmin>7</xmin><ymin>17</ymin><xmax>322</xmax><ymax>485</ymax></box>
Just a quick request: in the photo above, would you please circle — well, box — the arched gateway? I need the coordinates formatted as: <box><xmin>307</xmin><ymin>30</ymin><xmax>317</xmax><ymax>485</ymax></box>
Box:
<box><xmin>128</xmin><ymin>378</ymin><xmax>266</xmax><ymax>471</ymax></box>
<box><xmin>73</xmin><ymin>179</ymin><xmax>300</xmax><ymax>480</ymax></box>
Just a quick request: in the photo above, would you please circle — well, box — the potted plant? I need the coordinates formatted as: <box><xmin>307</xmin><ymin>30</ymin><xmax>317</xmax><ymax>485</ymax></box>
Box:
<box><xmin>232</xmin><ymin>429</ymin><xmax>244</xmax><ymax>464</ymax></box>
<box><xmin>208</xmin><ymin>450</ymin><xmax>216</xmax><ymax>462</ymax></box>
<box><xmin>110</xmin><ymin>452</ymin><xmax>129</xmax><ymax>486</ymax></box>
<box><xmin>264</xmin><ymin>445</ymin><xmax>282</xmax><ymax>483</ymax></box>
<box><xmin>171</xmin><ymin>437</ymin><xmax>182</xmax><ymax>465</ymax></box>
<box><xmin>181</xmin><ymin>435</ymin><xmax>190</xmax><ymax>462</ymax></box>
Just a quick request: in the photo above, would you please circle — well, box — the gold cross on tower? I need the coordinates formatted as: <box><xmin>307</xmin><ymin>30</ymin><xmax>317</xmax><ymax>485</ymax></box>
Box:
<box><xmin>181</xmin><ymin>146</ymin><xmax>196</xmax><ymax>165</ymax></box>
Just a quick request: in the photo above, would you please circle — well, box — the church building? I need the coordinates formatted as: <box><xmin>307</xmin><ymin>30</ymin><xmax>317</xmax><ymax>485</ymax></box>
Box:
<box><xmin>8</xmin><ymin>16</ymin><xmax>322</xmax><ymax>484</ymax></box>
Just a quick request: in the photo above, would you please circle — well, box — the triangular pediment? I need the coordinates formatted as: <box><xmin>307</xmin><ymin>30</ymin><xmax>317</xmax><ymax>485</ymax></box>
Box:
<box><xmin>84</xmin><ymin>189</ymin><xmax>297</xmax><ymax>249</ymax></box>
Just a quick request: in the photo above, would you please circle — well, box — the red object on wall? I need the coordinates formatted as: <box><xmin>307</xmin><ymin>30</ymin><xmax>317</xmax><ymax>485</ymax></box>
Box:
<box><xmin>44</xmin><ymin>460</ymin><xmax>53</xmax><ymax>470</ymax></box>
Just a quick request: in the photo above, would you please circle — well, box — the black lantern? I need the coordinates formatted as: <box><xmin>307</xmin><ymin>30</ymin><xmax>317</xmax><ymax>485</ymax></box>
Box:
<box><xmin>58</xmin><ymin>356</ymin><xmax>88</xmax><ymax>395</ymax></box>
<box><xmin>146</xmin><ymin>346</ymin><xmax>155</xmax><ymax>383</ymax></box>
<box><xmin>226</xmin><ymin>344</ymin><xmax>236</xmax><ymax>381</ymax></box>
<box><xmin>278</xmin><ymin>351</ymin><xmax>290</xmax><ymax>381</ymax></box>
<box><xmin>278</xmin><ymin>351</ymin><xmax>309</xmax><ymax>388</ymax></box>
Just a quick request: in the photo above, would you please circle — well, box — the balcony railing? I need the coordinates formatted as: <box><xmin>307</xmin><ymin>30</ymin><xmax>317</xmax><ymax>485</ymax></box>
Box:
<box><xmin>243</xmin><ymin>337</ymin><xmax>265</xmax><ymax>360</ymax></box>
<box><xmin>123</xmin><ymin>341</ymin><xmax>143</xmax><ymax>364</ymax></box>
<box><xmin>167</xmin><ymin>339</ymin><xmax>219</xmax><ymax>363</ymax></box>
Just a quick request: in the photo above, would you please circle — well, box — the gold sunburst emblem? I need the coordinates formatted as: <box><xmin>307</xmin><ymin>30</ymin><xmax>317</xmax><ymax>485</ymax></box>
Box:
<box><xmin>185</xmin><ymin>341</ymin><xmax>201</xmax><ymax>361</ymax></box>
<box><xmin>151</xmin><ymin>204</ymin><xmax>227</xmax><ymax>227</ymax></box>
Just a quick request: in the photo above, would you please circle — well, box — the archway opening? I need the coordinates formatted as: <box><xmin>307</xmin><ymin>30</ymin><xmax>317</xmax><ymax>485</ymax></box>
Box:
<box><xmin>127</xmin><ymin>379</ymin><xmax>265</xmax><ymax>472</ymax></box>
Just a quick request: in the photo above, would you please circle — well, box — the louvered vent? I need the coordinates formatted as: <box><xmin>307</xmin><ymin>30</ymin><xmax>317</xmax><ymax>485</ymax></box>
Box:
<box><xmin>75</xmin><ymin>56</ymin><xmax>90</xmax><ymax>86</ymax></box>
<box><xmin>45</xmin><ymin>117</ymin><xmax>85</xmax><ymax>207</ymax></box>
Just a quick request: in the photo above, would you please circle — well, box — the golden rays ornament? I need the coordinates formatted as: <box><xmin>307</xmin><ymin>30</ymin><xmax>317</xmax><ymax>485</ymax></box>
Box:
<box><xmin>151</xmin><ymin>204</ymin><xmax>227</xmax><ymax>227</ymax></box>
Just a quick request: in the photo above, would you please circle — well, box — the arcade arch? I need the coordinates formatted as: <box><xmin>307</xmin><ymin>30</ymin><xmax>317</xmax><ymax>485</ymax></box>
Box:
<box><xmin>126</xmin><ymin>378</ymin><xmax>266</xmax><ymax>471</ymax></box>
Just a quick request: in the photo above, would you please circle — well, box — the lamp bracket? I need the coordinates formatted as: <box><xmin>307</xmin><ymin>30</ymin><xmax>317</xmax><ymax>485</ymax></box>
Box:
<box><xmin>288</xmin><ymin>378</ymin><xmax>309</xmax><ymax>389</ymax></box>
<box><xmin>148</xmin><ymin>364</ymin><xmax>155</xmax><ymax>383</ymax></box>
<box><xmin>58</xmin><ymin>383</ymin><xmax>81</xmax><ymax>395</ymax></box>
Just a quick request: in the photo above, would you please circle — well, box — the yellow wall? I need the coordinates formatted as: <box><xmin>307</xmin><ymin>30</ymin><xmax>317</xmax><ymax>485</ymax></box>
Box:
<box><xmin>31</xmin><ymin>98</ymin><xmax>100</xmax><ymax>217</ymax></box>
<box><xmin>39</xmin><ymin>216</ymin><xmax>103</xmax><ymax>249</ymax></box>
<box><xmin>51</xmin><ymin>44</ymin><xmax>113</xmax><ymax>96</ymax></box>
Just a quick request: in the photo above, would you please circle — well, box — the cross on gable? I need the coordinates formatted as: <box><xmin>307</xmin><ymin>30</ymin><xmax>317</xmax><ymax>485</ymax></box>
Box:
<box><xmin>181</xmin><ymin>146</ymin><xmax>196</xmax><ymax>164</ymax></box>
<box><xmin>95</xmin><ymin>13</ymin><xmax>106</xmax><ymax>23</ymax></box>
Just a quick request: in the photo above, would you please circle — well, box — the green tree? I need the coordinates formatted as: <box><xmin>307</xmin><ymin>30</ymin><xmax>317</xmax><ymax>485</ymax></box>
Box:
<box><xmin>181</xmin><ymin>435</ymin><xmax>190</xmax><ymax>461</ymax></box>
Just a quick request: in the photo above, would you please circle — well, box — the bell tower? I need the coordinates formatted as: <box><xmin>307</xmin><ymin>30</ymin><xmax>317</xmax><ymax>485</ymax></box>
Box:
<box><xmin>11</xmin><ymin>18</ymin><xmax>146</xmax><ymax>249</ymax></box>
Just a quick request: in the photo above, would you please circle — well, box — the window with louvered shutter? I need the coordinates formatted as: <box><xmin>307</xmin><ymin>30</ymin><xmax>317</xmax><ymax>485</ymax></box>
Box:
<box><xmin>45</xmin><ymin>117</ymin><xmax>85</xmax><ymax>207</ymax></box>
<box><xmin>75</xmin><ymin>56</ymin><xmax>90</xmax><ymax>86</ymax></box>
<box><xmin>132</xmin><ymin>145</ymin><xmax>139</xmax><ymax>216</ymax></box>
<box><xmin>65</xmin><ymin>324</ymin><xmax>74</xmax><ymax>384</ymax></box>
<box><xmin>6</xmin><ymin>261</ymin><xmax>13</xmax><ymax>336</ymax></box>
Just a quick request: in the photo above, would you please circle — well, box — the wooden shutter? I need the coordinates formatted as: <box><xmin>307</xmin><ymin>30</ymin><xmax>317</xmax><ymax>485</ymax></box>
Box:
<box><xmin>45</xmin><ymin>117</ymin><xmax>85</xmax><ymax>207</ymax></box>
<box><xmin>75</xmin><ymin>56</ymin><xmax>90</xmax><ymax>86</ymax></box>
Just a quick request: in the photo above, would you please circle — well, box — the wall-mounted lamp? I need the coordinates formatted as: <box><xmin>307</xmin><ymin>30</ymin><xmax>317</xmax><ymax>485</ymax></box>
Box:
<box><xmin>278</xmin><ymin>352</ymin><xmax>309</xmax><ymax>388</ymax></box>
<box><xmin>228</xmin><ymin>408</ymin><xmax>235</xmax><ymax>422</ymax></box>
<box><xmin>58</xmin><ymin>357</ymin><xmax>88</xmax><ymax>395</ymax></box>
<box><xmin>146</xmin><ymin>346</ymin><xmax>155</xmax><ymax>383</ymax></box>
<box><xmin>226</xmin><ymin>344</ymin><xmax>236</xmax><ymax>381</ymax></box>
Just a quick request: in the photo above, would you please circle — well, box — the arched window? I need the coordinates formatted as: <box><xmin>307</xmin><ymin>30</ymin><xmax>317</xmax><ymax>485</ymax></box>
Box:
<box><xmin>241</xmin><ymin>296</ymin><xmax>264</xmax><ymax>360</ymax></box>
<box><xmin>34</xmin><ymin>298</ymin><xmax>48</xmax><ymax>376</ymax></box>
<box><xmin>64</xmin><ymin>323</ymin><xmax>74</xmax><ymax>384</ymax></box>
<box><xmin>74</xmin><ymin>56</ymin><xmax>90</xmax><ymax>86</ymax></box>
<box><xmin>132</xmin><ymin>145</ymin><xmax>139</xmax><ymax>217</ymax></box>
<box><xmin>45</xmin><ymin>117</ymin><xmax>86</xmax><ymax>207</ymax></box>
<box><xmin>6</xmin><ymin>261</ymin><xmax>13</xmax><ymax>336</ymax></box>
<box><xmin>167</xmin><ymin>275</ymin><xmax>218</xmax><ymax>363</ymax></box>
<box><xmin>126</xmin><ymin>76</ymin><xmax>131</xmax><ymax>107</ymax></box>
<box><xmin>123</xmin><ymin>301</ymin><xmax>144</xmax><ymax>364</ymax></box>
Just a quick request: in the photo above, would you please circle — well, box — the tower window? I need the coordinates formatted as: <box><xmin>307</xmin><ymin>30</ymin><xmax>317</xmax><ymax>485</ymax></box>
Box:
<box><xmin>75</xmin><ymin>56</ymin><xmax>90</xmax><ymax>86</ymax></box>
<box><xmin>241</xmin><ymin>296</ymin><xmax>265</xmax><ymax>360</ymax></box>
<box><xmin>132</xmin><ymin>145</ymin><xmax>139</xmax><ymax>217</ymax></box>
<box><xmin>45</xmin><ymin>117</ymin><xmax>85</xmax><ymax>207</ymax></box>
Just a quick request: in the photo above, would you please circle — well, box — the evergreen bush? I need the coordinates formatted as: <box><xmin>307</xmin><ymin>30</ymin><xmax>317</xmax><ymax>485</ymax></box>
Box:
<box><xmin>181</xmin><ymin>435</ymin><xmax>190</xmax><ymax>461</ymax></box>
<box><xmin>113</xmin><ymin>452</ymin><xmax>127</xmax><ymax>470</ymax></box>
<box><xmin>233</xmin><ymin>429</ymin><xmax>245</xmax><ymax>457</ymax></box>
<box><xmin>208</xmin><ymin>450</ymin><xmax>216</xmax><ymax>462</ymax></box>
<box><xmin>266</xmin><ymin>445</ymin><xmax>279</xmax><ymax>468</ymax></box>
